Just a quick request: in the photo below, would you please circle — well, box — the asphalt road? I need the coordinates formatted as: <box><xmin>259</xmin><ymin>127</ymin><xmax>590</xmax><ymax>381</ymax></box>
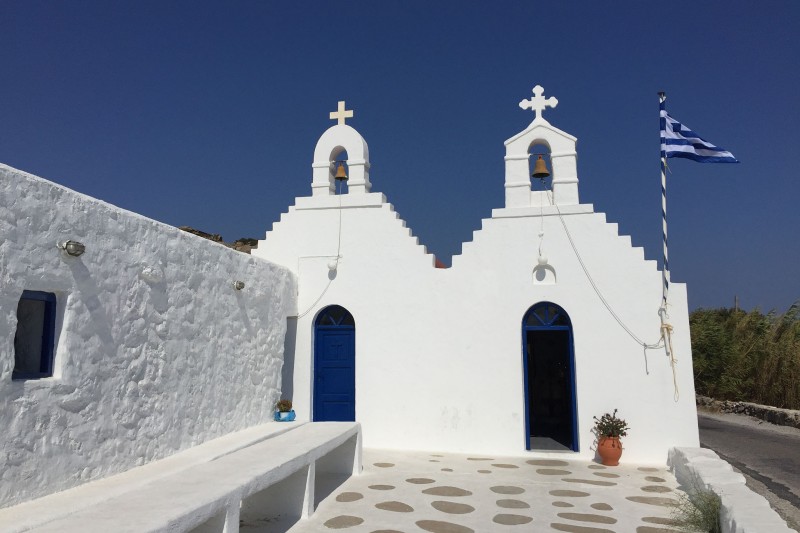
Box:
<box><xmin>698</xmin><ymin>409</ymin><xmax>800</xmax><ymax>530</ymax></box>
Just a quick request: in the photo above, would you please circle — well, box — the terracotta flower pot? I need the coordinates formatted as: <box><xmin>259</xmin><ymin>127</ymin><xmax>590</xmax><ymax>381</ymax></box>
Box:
<box><xmin>597</xmin><ymin>436</ymin><xmax>623</xmax><ymax>466</ymax></box>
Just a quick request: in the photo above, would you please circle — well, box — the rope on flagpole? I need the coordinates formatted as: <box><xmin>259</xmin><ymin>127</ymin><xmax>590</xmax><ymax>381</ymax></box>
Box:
<box><xmin>659</xmin><ymin>91</ymin><xmax>679</xmax><ymax>401</ymax></box>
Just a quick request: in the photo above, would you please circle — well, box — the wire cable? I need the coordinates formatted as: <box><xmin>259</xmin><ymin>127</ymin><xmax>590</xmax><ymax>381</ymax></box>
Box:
<box><xmin>545</xmin><ymin>188</ymin><xmax>664</xmax><ymax>350</ymax></box>
<box><xmin>296</xmin><ymin>178</ymin><xmax>343</xmax><ymax>318</ymax></box>
<box><xmin>545</xmin><ymin>186</ymin><xmax>680</xmax><ymax>400</ymax></box>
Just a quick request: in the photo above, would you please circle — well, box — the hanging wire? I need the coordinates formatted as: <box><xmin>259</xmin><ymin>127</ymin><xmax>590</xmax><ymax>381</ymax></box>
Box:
<box><xmin>537</xmin><ymin>177</ymin><xmax>546</xmax><ymax>258</ymax></box>
<box><xmin>545</xmin><ymin>188</ymin><xmax>665</xmax><ymax>351</ymax></box>
<box><xmin>544</xmin><ymin>185</ymin><xmax>679</xmax><ymax>399</ymax></box>
<box><xmin>297</xmin><ymin>175</ymin><xmax>344</xmax><ymax>319</ymax></box>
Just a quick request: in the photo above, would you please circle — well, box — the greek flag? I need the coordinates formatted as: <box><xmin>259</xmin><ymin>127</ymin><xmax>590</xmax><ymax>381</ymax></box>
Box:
<box><xmin>660</xmin><ymin>101</ymin><xmax>739</xmax><ymax>163</ymax></box>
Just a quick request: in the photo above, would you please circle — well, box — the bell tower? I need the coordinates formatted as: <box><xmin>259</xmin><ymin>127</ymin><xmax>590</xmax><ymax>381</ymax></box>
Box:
<box><xmin>504</xmin><ymin>86</ymin><xmax>580</xmax><ymax>208</ymax></box>
<box><xmin>311</xmin><ymin>101</ymin><xmax>371</xmax><ymax>196</ymax></box>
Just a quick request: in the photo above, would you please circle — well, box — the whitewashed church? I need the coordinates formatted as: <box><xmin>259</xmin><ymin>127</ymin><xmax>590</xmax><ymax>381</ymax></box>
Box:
<box><xmin>0</xmin><ymin>86</ymin><xmax>699</xmax><ymax>520</ymax></box>
<box><xmin>253</xmin><ymin>86</ymin><xmax>698</xmax><ymax>456</ymax></box>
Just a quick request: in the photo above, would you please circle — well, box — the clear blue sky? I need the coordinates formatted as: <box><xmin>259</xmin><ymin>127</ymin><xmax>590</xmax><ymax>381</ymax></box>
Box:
<box><xmin>2</xmin><ymin>1</ymin><xmax>798</xmax><ymax>312</ymax></box>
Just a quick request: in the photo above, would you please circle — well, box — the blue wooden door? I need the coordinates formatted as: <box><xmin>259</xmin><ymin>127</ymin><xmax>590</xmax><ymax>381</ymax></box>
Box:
<box><xmin>314</xmin><ymin>306</ymin><xmax>355</xmax><ymax>421</ymax></box>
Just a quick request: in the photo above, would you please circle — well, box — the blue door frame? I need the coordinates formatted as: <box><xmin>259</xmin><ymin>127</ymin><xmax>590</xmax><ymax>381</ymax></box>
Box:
<box><xmin>313</xmin><ymin>305</ymin><xmax>355</xmax><ymax>422</ymax></box>
<box><xmin>522</xmin><ymin>302</ymin><xmax>578</xmax><ymax>451</ymax></box>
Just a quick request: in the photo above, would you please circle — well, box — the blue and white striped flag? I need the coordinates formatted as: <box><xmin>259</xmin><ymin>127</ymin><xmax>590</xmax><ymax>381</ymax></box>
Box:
<box><xmin>660</xmin><ymin>101</ymin><xmax>739</xmax><ymax>163</ymax></box>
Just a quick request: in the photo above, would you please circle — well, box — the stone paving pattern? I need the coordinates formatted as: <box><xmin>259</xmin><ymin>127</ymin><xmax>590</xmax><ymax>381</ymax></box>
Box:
<box><xmin>289</xmin><ymin>449</ymin><xmax>687</xmax><ymax>532</ymax></box>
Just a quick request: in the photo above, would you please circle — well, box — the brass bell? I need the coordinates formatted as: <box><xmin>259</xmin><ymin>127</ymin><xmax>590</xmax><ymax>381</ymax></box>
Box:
<box><xmin>532</xmin><ymin>155</ymin><xmax>550</xmax><ymax>178</ymax></box>
<box><xmin>334</xmin><ymin>162</ymin><xmax>348</xmax><ymax>181</ymax></box>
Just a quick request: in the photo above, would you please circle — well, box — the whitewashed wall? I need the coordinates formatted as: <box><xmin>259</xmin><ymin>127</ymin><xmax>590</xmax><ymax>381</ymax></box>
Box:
<box><xmin>254</xmin><ymin>120</ymin><xmax>699</xmax><ymax>464</ymax></box>
<box><xmin>0</xmin><ymin>163</ymin><xmax>296</xmax><ymax>508</ymax></box>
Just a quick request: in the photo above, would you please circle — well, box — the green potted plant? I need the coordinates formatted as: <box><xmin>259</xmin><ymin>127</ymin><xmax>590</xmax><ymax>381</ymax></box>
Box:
<box><xmin>593</xmin><ymin>409</ymin><xmax>629</xmax><ymax>466</ymax></box>
<box><xmin>274</xmin><ymin>399</ymin><xmax>296</xmax><ymax>422</ymax></box>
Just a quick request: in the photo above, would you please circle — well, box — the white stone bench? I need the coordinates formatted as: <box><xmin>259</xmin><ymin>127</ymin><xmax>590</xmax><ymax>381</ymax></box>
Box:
<box><xmin>1</xmin><ymin>422</ymin><xmax>360</xmax><ymax>533</ymax></box>
<box><xmin>668</xmin><ymin>447</ymin><xmax>795</xmax><ymax>533</ymax></box>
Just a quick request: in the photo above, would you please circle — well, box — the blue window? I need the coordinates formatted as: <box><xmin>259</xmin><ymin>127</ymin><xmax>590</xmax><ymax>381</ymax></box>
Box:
<box><xmin>12</xmin><ymin>291</ymin><xmax>57</xmax><ymax>380</ymax></box>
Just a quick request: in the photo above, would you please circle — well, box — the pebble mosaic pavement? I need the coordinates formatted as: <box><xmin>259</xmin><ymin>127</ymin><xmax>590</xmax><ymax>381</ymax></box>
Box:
<box><xmin>288</xmin><ymin>449</ymin><xmax>687</xmax><ymax>533</ymax></box>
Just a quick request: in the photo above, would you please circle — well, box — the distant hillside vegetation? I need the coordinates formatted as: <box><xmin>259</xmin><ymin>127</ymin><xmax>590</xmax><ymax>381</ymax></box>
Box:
<box><xmin>690</xmin><ymin>302</ymin><xmax>800</xmax><ymax>410</ymax></box>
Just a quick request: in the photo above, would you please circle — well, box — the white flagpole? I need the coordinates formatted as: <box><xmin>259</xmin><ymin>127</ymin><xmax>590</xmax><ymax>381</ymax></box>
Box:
<box><xmin>659</xmin><ymin>91</ymin><xmax>670</xmax><ymax>311</ymax></box>
<box><xmin>659</xmin><ymin>91</ymin><xmax>679</xmax><ymax>400</ymax></box>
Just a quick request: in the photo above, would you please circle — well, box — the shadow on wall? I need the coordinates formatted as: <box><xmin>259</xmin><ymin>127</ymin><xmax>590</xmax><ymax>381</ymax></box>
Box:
<box><xmin>281</xmin><ymin>318</ymin><xmax>297</xmax><ymax>400</ymax></box>
<box><xmin>67</xmin><ymin>259</ymin><xmax>115</xmax><ymax>348</ymax></box>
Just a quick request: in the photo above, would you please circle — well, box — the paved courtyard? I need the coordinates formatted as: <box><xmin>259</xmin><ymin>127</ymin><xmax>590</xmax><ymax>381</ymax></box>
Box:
<box><xmin>289</xmin><ymin>449</ymin><xmax>686</xmax><ymax>532</ymax></box>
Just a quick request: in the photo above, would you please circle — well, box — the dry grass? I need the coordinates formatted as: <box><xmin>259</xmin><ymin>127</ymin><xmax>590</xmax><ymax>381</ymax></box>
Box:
<box><xmin>691</xmin><ymin>301</ymin><xmax>800</xmax><ymax>409</ymax></box>
<box><xmin>671</xmin><ymin>483</ymin><xmax>722</xmax><ymax>533</ymax></box>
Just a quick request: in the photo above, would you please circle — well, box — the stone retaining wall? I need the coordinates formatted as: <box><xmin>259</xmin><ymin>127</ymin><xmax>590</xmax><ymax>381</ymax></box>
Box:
<box><xmin>696</xmin><ymin>395</ymin><xmax>800</xmax><ymax>430</ymax></box>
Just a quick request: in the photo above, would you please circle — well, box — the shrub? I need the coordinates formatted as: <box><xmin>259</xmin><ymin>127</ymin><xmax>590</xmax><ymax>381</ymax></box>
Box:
<box><xmin>690</xmin><ymin>301</ymin><xmax>800</xmax><ymax>409</ymax></box>
<box><xmin>672</xmin><ymin>484</ymin><xmax>721</xmax><ymax>533</ymax></box>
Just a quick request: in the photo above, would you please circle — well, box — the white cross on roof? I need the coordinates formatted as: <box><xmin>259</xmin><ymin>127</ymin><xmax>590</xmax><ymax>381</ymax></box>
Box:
<box><xmin>330</xmin><ymin>101</ymin><xmax>354</xmax><ymax>125</ymax></box>
<box><xmin>519</xmin><ymin>85</ymin><xmax>558</xmax><ymax>121</ymax></box>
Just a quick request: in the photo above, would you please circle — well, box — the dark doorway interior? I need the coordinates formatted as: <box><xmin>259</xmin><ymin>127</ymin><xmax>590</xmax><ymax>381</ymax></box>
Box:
<box><xmin>526</xmin><ymin>329</ymin><xmax>573</xmax><ymax>450</ymax></box>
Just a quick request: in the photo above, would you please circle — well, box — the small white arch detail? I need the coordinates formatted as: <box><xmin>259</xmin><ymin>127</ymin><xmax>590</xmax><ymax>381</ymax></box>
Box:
<box><xmin>533</xmin><ymin>264</ymin><xmax>556</xmax><ymax>285</ymax></box>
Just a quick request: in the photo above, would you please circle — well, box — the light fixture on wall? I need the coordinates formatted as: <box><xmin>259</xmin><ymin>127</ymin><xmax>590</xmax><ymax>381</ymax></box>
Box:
<box><xmin>537</xmin><ymin>252</ymin><xmax>548</xmax><ymax>266</ymax></box>
<box><xmin>233</xmin><ymin>280</ymin><xmax>245</xmax><ymax>291</ymax></box>
<box><xmin>58</xmin><ymin>240</ymin><xmax>86</xmax><ymax>257</ymax></box>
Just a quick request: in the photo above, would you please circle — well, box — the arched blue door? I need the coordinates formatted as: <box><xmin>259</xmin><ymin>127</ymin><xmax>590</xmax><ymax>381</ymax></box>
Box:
<box><xmin>522</xmin><ymin>302</ymin><xmax>577</xmax><ymax>451</ymax></box>
<box><xmin>314</xmin><ymin>305</ymin><xmax>355</xmax><ymax>422</ymax></box>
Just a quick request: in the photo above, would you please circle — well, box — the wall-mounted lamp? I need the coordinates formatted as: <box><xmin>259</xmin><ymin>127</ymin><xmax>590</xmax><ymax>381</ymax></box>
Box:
<box><xmin>327</xmin><ymin>259</ymin><xmax>338</xmax><ymax>272</ymax></box>
<box><xmin>58</xmin><ymin>240</ymin><xmax>86</xmax><ymax>257</ymax></box>
<box><xmin>233</xmin><ymin>280</ymin><xmax>245</xmax><ymax>291</ymax></box>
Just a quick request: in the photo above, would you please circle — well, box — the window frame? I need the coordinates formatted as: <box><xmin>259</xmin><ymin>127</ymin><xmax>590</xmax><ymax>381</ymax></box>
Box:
<box><xmin>12</xmin><ymin>290</ymin><xmax>57</xmax><ymax>380</ymax></box>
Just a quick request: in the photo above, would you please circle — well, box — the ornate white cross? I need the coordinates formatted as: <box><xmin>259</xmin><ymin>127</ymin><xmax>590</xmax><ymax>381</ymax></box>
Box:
<box><xmin>519</xmin><ymin>85</ymin><xmax>558</xmax><ymax>120</ymax></box>
<box><xmin>330</xmin><ymin>101</ymin><xmax>353</xmax><ymax>125</ymax></box>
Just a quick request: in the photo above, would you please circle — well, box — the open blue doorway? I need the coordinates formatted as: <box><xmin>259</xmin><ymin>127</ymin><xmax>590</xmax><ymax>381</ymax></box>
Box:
<box><xmin>313</xmin><ymin>305</ymin><xmax>355</xmax><ymax>422</ymax></box>
<box><xmin>522</xmin><ymin>302</ymin><xmax>578</xmax><ymax>451</ymax></box>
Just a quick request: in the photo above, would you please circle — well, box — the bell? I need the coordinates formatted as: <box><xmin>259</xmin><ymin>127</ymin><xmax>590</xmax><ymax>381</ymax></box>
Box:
<box><xmin>334</xmin><ymin>162</ymin><xmax>348</xmax><ymax>181</ymax></box>
<box><xmin>532</xmin><ymin>155</ymin><xmax>550</xmax><ymax>178</ymax></box>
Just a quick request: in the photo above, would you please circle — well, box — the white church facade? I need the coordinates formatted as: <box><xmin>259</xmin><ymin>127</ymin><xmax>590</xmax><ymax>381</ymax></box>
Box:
<box><xmin>0</xmin><ymin>86</ymin><xmax>699</xmax><ymax>512</ymax></box>
<box><xmin>253</xmin><ymin>86</ymin><xmax>699</xmax><ymax>460</ymax></box>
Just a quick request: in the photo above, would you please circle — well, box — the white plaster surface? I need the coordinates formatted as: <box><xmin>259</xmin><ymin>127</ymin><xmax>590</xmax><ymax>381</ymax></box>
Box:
<box><xmin>0</xmin><ymin>163</ymin><xmax>296</xmax><ymax>508</ymax></box>
<box><xmin>254</xmin><ymin>89</ymin><xmax>699</xmax><ymax>463</ymax></box>
<box><xmin>669</xmin><ymin>447</ymin><xmax>796</xmax><ymax>532</ymax></box>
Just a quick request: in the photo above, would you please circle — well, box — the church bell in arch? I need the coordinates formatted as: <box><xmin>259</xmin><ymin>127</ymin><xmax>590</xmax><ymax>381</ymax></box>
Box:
<box><xmin>334</xmin><ymin>162</ymin><xmax>348</xmax><ymax>181</ymax></box>
<box><xmin>532</xmin><ymin>155</ymin><xmax>550</xmax><ymax>179</ymax></box>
